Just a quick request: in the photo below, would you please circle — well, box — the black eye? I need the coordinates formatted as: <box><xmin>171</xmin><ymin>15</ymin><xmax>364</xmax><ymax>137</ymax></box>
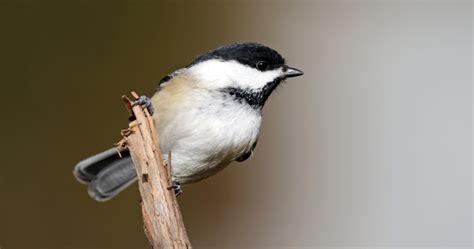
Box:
<box><xmin>256</xmin><ymin>61</ymin><xmax>269</xmax><ymax>71</ymax></box>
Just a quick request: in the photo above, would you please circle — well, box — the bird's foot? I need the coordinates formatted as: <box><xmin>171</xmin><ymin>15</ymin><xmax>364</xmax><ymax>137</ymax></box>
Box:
<box><xmin>168</xmin><ymin>180</ymin><xmax>182</xmax><ymax>197</ymax></box>
<box><xmin>132</xmin><ymin>95</ymin><xmax>154</xmax><ymax>115</ymax></box>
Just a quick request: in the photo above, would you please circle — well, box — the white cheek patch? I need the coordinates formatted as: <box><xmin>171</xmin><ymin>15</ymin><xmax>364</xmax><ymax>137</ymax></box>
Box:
<box><xmin>188</xmin><ymin>59</ymin><xmax>283</xmax><ymax>90</ymax></box>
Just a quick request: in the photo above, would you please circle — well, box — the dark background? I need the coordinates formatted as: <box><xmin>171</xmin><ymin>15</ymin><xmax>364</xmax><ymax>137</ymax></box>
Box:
<box><xmin>1</xmin><ymin>1</ymin><xmax>250</xmax><ymax>248</ymax></box>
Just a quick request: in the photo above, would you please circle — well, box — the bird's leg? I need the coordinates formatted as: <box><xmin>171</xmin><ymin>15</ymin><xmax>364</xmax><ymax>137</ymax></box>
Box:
<box><xmin>132</xmin><ymin>95</ymin><xmax>154</xmax><ymax>115</ymax></box>
<box><xmin>128</xmin><ymin>95</ymin><xmax>154</xmax><ymax>121</ymax></box>
<box><xmin>170</xmin><ymin>179</ymin><xmax>182</xmax><ymax>197</ymax></box>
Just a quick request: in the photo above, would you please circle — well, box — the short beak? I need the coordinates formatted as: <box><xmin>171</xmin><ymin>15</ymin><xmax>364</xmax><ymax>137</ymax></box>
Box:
<box><xmin>283</xmin><ymin>66</ymin><xmax>304</xmax><ymax>78</ymax></box>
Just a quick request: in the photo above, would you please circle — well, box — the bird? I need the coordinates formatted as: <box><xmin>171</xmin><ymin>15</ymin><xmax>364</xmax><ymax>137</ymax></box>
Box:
<box><xmin>73</xmin><ymin>42</ymin><xmax>303</xmax><ymax>201</ymax></box>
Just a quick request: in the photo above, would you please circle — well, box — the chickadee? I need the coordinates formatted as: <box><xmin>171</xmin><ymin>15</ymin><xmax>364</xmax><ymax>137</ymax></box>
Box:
<box><xmin>73</xmin><ymin>42</ymin><xmax>303</xmax><ymax>201</ymax></box>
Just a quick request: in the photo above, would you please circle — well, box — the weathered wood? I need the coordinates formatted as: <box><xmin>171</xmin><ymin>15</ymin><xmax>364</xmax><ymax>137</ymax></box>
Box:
<box><xmin>119</xmin><ymin>92</ymin><xmax>192</xmax><ymax>249</ymax></box>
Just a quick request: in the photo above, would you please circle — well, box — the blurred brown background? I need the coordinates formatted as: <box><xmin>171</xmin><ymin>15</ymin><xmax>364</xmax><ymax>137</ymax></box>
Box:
<box><xmin>0</xmin><ymin>1</ymin><xmax>472</xmax><ymax>249</ymax></box>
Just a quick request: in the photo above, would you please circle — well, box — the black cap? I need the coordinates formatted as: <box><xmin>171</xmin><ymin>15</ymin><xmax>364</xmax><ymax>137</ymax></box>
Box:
<box><xmin>190</xmin><ymin>42</ymin><xmax>286</xmax><ymax>71</ymax></box>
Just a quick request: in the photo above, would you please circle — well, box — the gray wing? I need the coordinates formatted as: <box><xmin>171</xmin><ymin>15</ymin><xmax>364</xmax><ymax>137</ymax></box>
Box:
<box><xmin>236</xmin><ymin>140</ymin><xmax>258</xmax><ymax>162</ymax></box>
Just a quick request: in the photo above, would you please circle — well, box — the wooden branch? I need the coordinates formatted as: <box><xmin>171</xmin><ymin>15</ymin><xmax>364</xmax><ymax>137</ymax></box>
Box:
<box><xmin>118</xmin><ymin>92</ymin><xmax>192</xmax><ymax>249</ymax></box>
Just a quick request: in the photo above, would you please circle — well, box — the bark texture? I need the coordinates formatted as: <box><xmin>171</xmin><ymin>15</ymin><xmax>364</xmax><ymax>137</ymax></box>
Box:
<box><xmin>118</xmin><ymin>92</ymin><xmax>192</xmax><ymax>249</ymax></box>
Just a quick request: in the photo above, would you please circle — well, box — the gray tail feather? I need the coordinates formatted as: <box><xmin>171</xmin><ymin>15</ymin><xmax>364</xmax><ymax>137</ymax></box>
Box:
<box><xmin>73</xmin><ymin>148</ymin><xmax>137</xmax><ymax>202</ymax></box>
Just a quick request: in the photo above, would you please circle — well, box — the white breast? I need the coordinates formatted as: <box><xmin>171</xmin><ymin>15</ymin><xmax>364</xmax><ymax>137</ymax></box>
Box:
<box><xmin>153</xmin><ymin>88</ymin><xmax>262</xmax><ymax>184</ymax></box>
